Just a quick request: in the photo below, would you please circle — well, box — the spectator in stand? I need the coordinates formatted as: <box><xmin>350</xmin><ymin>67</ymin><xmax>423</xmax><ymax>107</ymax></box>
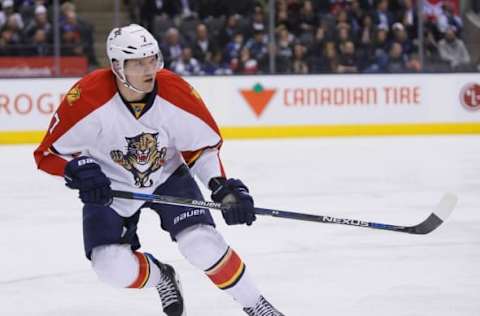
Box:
<box><xmin>337</xmin><ymin>40</ymin><xmax>358</xmax><ymax>73</ymax></box>
<box><xmin>349</xmin><ymin>0</ymin><xmax>365</xmax><ymax>32</ymax></box>
<box><xmin>224</xmin><ymin>32</ymin><xmax>244</xmax><ymax>64</ymax></box>
<box><xmin>336</xmin><ymin>9</ymin><xmax>351</xmax><ymax>30</ymax></box>
<box><xmin>0</xmin><ymin>28</ymin><xmax>17</xmax><ymax>55</ymax></box>
<box><xmin>373</xmin><ymin>0</ymin><xmax>393</xmax><ymax>31</ymax></box>
<box><xmin>202</xmin><ymin>50</ymin><xmax>232</xmax><ymax>75</ymax></box>
<box><xmin>397</xmin><ymin>0</ymin><xmax>417</xmax><ymax>39</ymax></box>
<box><xmin>61</xmin><ymin>24</ymin><xmax>83</xmax><ymax>56</ymax></box>
<box><xmin>317</xmin><ymin>41</ymin><xmax>339</xmax><ymax>73</ymax></box>
<box><xmin>357</xmin><ymin>14</ymin><xmax>375</xmax><ymax>70</ymax></box>
<box><xmin>374</xmin><ymin>27</ymin><xmax>390</xmax><ymax>54</ymax></box>
<box><xmin>217</xmin><ymin>14</ymin><xmax>241</xmax><ymax>47</ymax></box>
<box><xmin>438</xmin><ymin>26</ymin><xmax>471</xmax><ymax>70</ymax></box>
<box><xmin>436</xmin><ymin>1</ymin><xmax>463</xmax><ymax>35</ymax></box>
<box><xmin>179</xmin><ymin>0</ymin><xmax>196</xmax><ymax>19</ymax></box>
<box><xmin>422</xmin><ymin>28</ymin><xmax>447</xmax><ymax>71</ymax></box>
<box><xmin>139</xmin><ymin>0</ymin><xmax>180</xmax><ymax>31</ymax></box>
<box><xmin>1</xmin><ymin>14</ymin><xmax>22</xmax><ymax>49</ymax></box>
<box><xmin>307</xmin><ymin>25</ymin><xmax>326</xmax><ymax>72</ymax></box>
<box><xmin>297</xmin><ymin>0</ymin><xmax>318</xmax><ymax>42</ymax></box>
<box><xmin>245</xmin><ymin>5</ymin><xmax>265</xmax><ymax>39</ymax></box>
<box><xmin>335</xmin><ymin>24</ymin><xmax>352</xmax><ymax>50</ymax></box>
<box><xmin>245</xmin><ymin>24</ymin><xmax>268</xmax><ymax>72</ymax></box>
<box><xmin>233</xmin><ymin>46</ymin><xmax>258</xmax><ymax>74</ymax></box>
<box><xmin>0</xmin><ymin>0</ymin><xmax>23</xmax><ymax>30</ymax></box>
<box><xmin>170</xmin><ymin>46</ymin><xmax>203</xmax><ymax>75</ymax></box>
<box><xmin>275</xmin><ymin>0</ymin><xmax>295</xmax><ymax>33</ymax></box>
<box><xmin>25</xmin><ymin>28</ymin><xmax>51</xmax><ymax>56</ymax></box>
<box><xmin>60</xmin><ymin>2</ymin><xmax>97</xmax><ymax>66</ymax></box>
<box><xmin>161</xmin><ymin>27</ymin><xmax>184</xmax><ymax>68</ymax></box>
<box><xmin>192</xmin><ymin>23</ymin><xmax>217</xmax><ymax>64</ymax></box>
<box><xmin>282</xmin><ymin>0</ymin><xmax>302</xmax><ymax>34</ymax></box>
<box><xmin>275</xmin><ymin>26</ymin><xmax>293</xmax><ymax>72</ymax></box>
<box><xmin>17</xmin><ymin>0</ymin><xmax>48</xmax><ymax>24</ymax></box>
<box><xmin>364</xmin><ymin>26</ymin><xmax>390</xmax><ymax>72</ymax></box>
<box><xmin>391</xmin><ymin>22</ymin><xmax>414</xmax><ymax>55</ymax></box>
<box><xmin>359</xmin><ymin>14</ymin><xmax>375</xmax><ymax>47</ymax></box>
<box><xmin>387</xmin><ymin>42</ymin><xmax>407</xmax><ymax>72</ymax></box>
<box><xmin>329</xmin><ymin>0</ymin><xmax>349</xmax><ymax>15</ymax></box>
<box><xmin>119</xmin><ymin>0</ymin><xmax>471</xmax><ymax>75</ymax></box>
<box><xmin>405</xmin><ymin>53</ymin><xmax>422</xmax><ymax>72</ymax></box>
<box><xmin>336</xmin><ymin>7</ymin><xmax>358</xmax><ymax>36</ymax></box>
<box><xmin>291</xmin><ymin>43</ymin><xmax>309</xmax><ymax>74</ymax></box>
<box><xmin>23</xmin><ymin>5</ymin><xmax>51</xmax><ymax>42</ymax></box>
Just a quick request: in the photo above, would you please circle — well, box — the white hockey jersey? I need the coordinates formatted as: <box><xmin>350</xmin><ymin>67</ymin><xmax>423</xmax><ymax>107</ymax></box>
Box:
<box><xmin>34</xmin><ymin>69</ymin><xmax>225</xmax><ymax>217</ymax></box>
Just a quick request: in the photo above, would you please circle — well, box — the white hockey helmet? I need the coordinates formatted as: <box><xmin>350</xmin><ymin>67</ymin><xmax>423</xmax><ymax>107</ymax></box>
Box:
<box><xmin>106</xmin><ymin>24</ymin><xmax>164</xmax><ymax>92</ymax></box>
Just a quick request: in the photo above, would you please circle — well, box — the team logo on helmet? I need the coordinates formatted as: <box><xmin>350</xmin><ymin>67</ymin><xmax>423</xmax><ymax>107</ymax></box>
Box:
<box><xmin>110</xmin><ymin>132</ymin><xmax>166</xmax><ymax>187</ymax></box>
<box><xmin>460</xmin><ymin>83</ymin><xmax>480</xmax><ymax>111</ymax></box>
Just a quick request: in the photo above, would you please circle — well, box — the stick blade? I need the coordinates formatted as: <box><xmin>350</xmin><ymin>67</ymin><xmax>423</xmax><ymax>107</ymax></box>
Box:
<box><xmin>434</xmin><ymin>192</ymin><xmax>458</xmax><ymax>221</ymax></box>
<box><xmin>408</xmin><ymin>193</ymin><xmax>458</xmax><ymax>234</ymax></box>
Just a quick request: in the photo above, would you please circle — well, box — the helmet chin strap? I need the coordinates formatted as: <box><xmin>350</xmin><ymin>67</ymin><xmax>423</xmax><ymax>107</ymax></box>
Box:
<box><xmin>122</xmin><ymin>78</ymin><xmax>151</xmax><ymax>94</ymax></box>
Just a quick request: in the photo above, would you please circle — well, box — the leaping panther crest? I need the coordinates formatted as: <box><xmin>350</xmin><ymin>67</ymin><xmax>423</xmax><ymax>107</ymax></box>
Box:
<box><xmin>110</xmin><ymin>132</ymin><xmax>166</xmax><ymax>187</ymax></box>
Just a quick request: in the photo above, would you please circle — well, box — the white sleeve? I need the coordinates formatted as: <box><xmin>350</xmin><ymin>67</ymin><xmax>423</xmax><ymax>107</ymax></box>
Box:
<box><xmin>190</xmin><ymin>147</ymin><xmax>224</xmax><ymax>188</ymax></box>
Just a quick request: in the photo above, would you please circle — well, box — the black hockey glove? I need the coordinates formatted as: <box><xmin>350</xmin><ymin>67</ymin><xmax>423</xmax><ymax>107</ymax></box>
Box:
<box><xmin>209</xmin><ymin>177</ymin><xmax>256</xmax><ymax>226</ymax></box>
<box><xmin>64</xmin><ymin>156</ymin><xmax>113</xmax><ymax>206</ymax></box>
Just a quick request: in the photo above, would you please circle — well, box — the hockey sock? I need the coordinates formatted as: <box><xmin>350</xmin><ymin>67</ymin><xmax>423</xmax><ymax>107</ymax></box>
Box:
<box><xmin>177</xmin><ymin>225</ymin><xmax>261</xmax><ymax>308</ymax></box>
<box><xmin>128</xmin><ymin>252</ymin><xmax>162</xmax><ymax>288</ymax></box>
<box><xmin>91</xmin><ymin>244</ymin><xmax>161</xmax><ymax>288</ymax></box>
<box><xmin>205</xmin><ymin>246</ymin><xmax>261</xmax><ymax>308</ymax></box>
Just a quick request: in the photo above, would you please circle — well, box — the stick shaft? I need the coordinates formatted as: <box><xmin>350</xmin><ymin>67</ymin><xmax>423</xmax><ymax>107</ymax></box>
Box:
<box><xmin>112</xmin><ymin>190</ymin><xmax>420</xmax><ymax>233</ymax></box>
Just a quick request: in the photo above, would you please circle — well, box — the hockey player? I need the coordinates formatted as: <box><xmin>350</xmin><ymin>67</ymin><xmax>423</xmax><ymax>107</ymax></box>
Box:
<box><xmin>34</xmin><ymin>24</ymin><xmax>285</xmax><ymax>316</ymax></box>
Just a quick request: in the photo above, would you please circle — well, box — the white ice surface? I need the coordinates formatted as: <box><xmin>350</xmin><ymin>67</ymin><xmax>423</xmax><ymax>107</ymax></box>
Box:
<box><xmin>0</xmin><ymin>136</ymin><xmax>479</xmax><ymax>315</ymax></box>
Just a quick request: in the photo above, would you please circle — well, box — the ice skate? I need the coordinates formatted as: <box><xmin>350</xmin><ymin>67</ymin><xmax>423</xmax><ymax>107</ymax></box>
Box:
<box><xmin>243</xmin><ymin>296</ymin><xmax>285</xmax><ymax>316</ymax></box>
<box><xmin>154</xmin><ymin>260</ymin><xmax>185</xmax><ymax>316</ymax></box>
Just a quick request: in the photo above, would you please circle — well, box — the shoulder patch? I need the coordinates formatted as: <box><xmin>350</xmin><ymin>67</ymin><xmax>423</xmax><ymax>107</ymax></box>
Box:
<box><xmin>66</xmin><ymin>85</ymin><xmax>81</xmax><ymax>105</ymax></box>
<box><xmin>191</xmin><ymin>87</ymin><xmax>202</xmax><ymax>101</ymax></box>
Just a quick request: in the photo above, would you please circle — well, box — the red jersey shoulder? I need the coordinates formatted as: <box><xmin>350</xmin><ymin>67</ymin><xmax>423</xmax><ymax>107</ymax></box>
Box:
<box><xmin>155</xmin><ymin>69</ymin><xmax>199</xmax><ymax>101</ymax></box>
<box><xmin>52</xmin><ymin>68</ymin><xmax>116</xmax><ymax>131</ymax></box>
<box><xmin>64</xmin><ymin>68</ymin><xmax>117</xmax><ymax>110</ymax></box>
<box><xmin>155</xmin><ymin>69</ymin><xmax>220</xmax><ymax>134</ymax></box>
<box><xmin>34</xmin><ymin>69</ymin><xmax>118</xmax><ymax>175</ymax></box>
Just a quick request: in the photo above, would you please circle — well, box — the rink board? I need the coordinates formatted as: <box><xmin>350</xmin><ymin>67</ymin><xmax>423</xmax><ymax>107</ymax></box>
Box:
<box><xmin>0</xmin><ymin>73</ymin><xmax>479</xmax><ymax>144</ymax></box>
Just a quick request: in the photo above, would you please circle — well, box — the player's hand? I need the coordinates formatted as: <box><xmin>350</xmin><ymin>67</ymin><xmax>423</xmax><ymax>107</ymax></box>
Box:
<box><xmin>64</xmin><ymin>156</ymin><xmax>113</xmax><ymax>206</ymax></box>
<box><xmin>209</xmin><ymin>177</ymin><xmax>256</xmax><ymax>226</ymax></box>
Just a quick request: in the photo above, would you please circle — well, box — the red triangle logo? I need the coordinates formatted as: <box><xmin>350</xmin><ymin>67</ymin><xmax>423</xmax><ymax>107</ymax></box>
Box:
<box><xmin>240</xmin><ymin>83</ymin><xmax>276</xmax><ymax>117</ymax></box>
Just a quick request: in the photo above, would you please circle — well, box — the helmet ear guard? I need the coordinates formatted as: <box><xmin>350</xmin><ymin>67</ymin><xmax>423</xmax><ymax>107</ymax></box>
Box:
<box><xmin>106</xmin><ymin>24</ymin><xmax>164</xmax><ymax>93</ymax></box>
<box><xmin>111</xmin><ymin>59</ymin><xmax>125</xmax><ymax>82</ymax></box>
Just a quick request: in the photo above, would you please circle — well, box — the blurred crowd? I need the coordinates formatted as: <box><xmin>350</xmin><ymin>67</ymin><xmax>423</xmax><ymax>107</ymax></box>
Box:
<box><xmin>126</xmin><ymin>0</ymin><xmax>475</xmax><ymax>75</ymax></box>
<box><xmin>0</xmin><ymin>0</ymin><xmax>97</xmax><ymax>66</ymax></box>
<box><xmin>0</xmin><ymin>0</ymin><xmax>477</xmax><ymax>74</ymax></box>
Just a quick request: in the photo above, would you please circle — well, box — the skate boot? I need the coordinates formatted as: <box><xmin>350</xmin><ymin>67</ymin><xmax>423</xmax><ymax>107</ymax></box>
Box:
<box><xmin>148</xmin><ymin>255</ymin><xmax>185</xmax><ymax>316</ymax></box>
<box><xmin>243</xmin><ymin>296</ymin><xmax>285</xmax><ymax>316</ymax></box>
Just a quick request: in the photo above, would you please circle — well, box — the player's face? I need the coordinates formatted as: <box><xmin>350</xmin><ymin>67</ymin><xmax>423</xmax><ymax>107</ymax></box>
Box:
<box><xmin>124</xmin><ymin>55</ymin><xmax>158</xmax><ymax>92</ymax></box>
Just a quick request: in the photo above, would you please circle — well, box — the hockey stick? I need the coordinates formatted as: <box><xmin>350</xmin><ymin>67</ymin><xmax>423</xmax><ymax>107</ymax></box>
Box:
<box><xmin>112</xmin><ymin>190</ymin><xmax>457</xmax><ymax>235</ymax></box>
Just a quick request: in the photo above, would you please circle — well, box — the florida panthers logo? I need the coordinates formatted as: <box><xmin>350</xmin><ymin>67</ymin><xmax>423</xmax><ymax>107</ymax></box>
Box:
<box><xmin>110</xmin><ymin>132</ymin><xmax>166</xmax><ymax>188</ymax></box>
